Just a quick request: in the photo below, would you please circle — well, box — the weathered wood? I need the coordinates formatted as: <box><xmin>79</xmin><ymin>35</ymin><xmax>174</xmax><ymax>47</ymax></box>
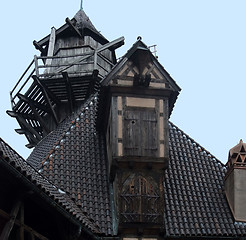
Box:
<box><xmin>34</xmin><ymin>55</ymin><xmax>39</xmax><ymax>77</ymax></box>
<box><xmin>66</xmin><ymin>17</ymin><xmax>82</xmax><ymax>38</ymax></box>
<box><xmin>17</xmin><ymin>94</ymin><xmax>51</xmax><ymax>134</ymax></box>
<box><xmin>15</xmin><ymin>129</ymin><xmax>26</xmax><ymax>134</ymax></box>
<box><xmin>54</xmin><ymin>54</ymin><xmax>92</xmax><ymax>73</ymax></box>
<box><xmin>19</xmin><ymin>204</ymin><xmax>24</xmax><ymax>240</ymax></box>
<box><xmin>0</xmin><ymin>200</ymin><xmax>21</xmax><ymax>240</ymax></box>
<box><xmin>46</xmin><ymin>27</ymin><xmax>56</xmax><ymax>71</ymax></box>
<box><xmin>163</xmin><ymin>99</ymin><xmax>169</xmax><ymax>159</ymax></box>
<box><xmin>0</xmin><ymin>208</ymin><xmax>48</xmax><ymax>240</ymax></box>
<box><xmin>33</xmin><ymin>40</ymin><xmax>46</xmax><ymax>54</ymax></box>
<box><xmin>15</xmin><ymin>114</ymin><xmax>42</xmax><ymax>143</ymax></box>
<box><xmin>62</xmin><ymin>72</ymin><xmax>75</xmax><ymax>113</ymax></box>
<box><xmin>123</xmin><ymin>107</ymin><xmax>157</xmax><ymax>157</ymax></box>
<box><xmin>17</xmin><ymin>93</ymin><xmax>50</xmax><ymax>114</ymax></box>
<box><xmin>93</xmin><ymin>51</ymin><xmax>98</xmax><ymax>70</ymax></box>
<box><xmin>33</xmin><ymin>76</ymin><xmax>59</xmax><ymax>125</ymax></box>
<box><xmin>111</xmin><ymin>96</ymin><xmax>118</xmax><ymax>157</ymax></box>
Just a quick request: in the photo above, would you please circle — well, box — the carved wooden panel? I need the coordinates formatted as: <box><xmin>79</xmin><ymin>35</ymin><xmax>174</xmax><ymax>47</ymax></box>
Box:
<box><xmin>120</xmin><ymin>173</ymin><xmax>162</xmax><ymax>224</ymax></box>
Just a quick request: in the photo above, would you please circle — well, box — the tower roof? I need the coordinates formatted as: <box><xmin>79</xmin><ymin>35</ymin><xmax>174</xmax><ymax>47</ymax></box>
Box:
<box><xmin>74</xmin><ymin>10</ymin><xmax>102</xmax><ymax>37</ymax></box>
<box><xmin>36</xmin><ymin>9</ymin><xmax>108</xmax><ymax>48</ymax></box>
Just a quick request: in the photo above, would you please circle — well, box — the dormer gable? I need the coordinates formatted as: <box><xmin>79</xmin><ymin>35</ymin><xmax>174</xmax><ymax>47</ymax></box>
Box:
<box><xmin>102</xmin><ymin>39</ymin><xmax>181</xmax><ymax>116</ymax></box>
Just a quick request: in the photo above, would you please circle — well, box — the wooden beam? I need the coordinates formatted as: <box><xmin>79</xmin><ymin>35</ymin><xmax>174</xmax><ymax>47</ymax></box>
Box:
<box><xmin>54</xmin><ymin>37</ymin><xmax>124</xmax><ymax>74</ymax></box>
<box><xmin>25</xmin><ymin>143</ymin><xmax>36</xmax><ymax>149</ymax></box>
<box><xmin>33</xmin><ymin>40</ymin><xmax>46</xmax><ymax>54</ymax></box>
<box><xmin>0</xmin><ymin>208</ymin><xmax>48</xmax><ymax>240</ymax></box>
<box><xmin>0</xmin><ymin>200</ymin><xmax>21</xmax><ymax>240</ymax></box>
<box><xmin>7</xmin><ymin>110</ymin><xmax>37</xmax><ymax>121</ymax></box>
<box><xmin>15</xmin><ymin>114</ymin><xmax>42</xmax><ymax>143</ymax></box>
<box><xmin>62</xmin><ymin>72</ymin><xmax>75</xmax><ymax>113</ymax></box>
<box><xmin>33</xmin><ymin>76</ymin><xmax>61</xmax><ymax>105</ymax></box>
<box><xmin>17</xmin><ymin>93</ymin><xmax>51</xmax><ymax>114</ymax></box>
<box><xmin>33</xmin><ymin>76</ymin><xmax>59</xmax><ymax>125</ymax></box>
<box><xmin>66</xmin><ymin>17</ymin><xmax>82</xmax><ymax>38</ymax></box>
<box><xmin>15</xmin><ymin>129</ymin><xmax>26</xmax><ymax>135</ymax></box>
<box><xmin>17</xmin><ymin>94</ymin><xmax>50</xmax><ymax>135</ymax></box>
<box><xmin>96</xmin><ymin>36</ymin><xmax>124</xmax><ymax>53</ymax></box>
<box><xmin>19</xmin><ymin>204</ymin><xmax>24</xmax><ymax>240</ymax></box>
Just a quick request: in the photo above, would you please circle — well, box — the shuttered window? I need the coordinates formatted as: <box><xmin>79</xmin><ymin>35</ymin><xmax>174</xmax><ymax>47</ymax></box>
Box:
<box><xmin>123</xmin><ymin>107</ymin><xmax>158</xmax><ymax>157</ymax></box>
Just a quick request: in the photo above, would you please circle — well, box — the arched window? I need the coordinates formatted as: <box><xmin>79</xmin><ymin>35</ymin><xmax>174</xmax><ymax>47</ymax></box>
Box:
<box><xmin>120</xmin><ymin>173</ymin><xmax>162</xmax><ymax>224</ymax></box>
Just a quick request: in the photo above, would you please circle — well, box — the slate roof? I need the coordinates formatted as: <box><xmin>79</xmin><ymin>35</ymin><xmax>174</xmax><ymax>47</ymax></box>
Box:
<box><xmin>0</xmin><ymin>137</ymin><xmax>100</xmax><ymax>235</ymax></box>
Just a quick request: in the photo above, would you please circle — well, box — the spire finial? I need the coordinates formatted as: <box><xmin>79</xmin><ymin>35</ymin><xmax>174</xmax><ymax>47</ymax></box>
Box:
<box><xmin>80</xmin><ymin>0</ymin><xmax>83</xmax><ymax>10</ymax></box>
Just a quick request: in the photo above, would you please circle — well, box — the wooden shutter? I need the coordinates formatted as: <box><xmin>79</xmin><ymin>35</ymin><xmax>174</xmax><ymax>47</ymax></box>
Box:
<box><xmin>123</xmin><ymin>107</ymin><xmax>158</xmax><ymax>157</ymax></box>
<box><xmin>141</xmin><ymin>109</ymin><xmax>158</xmax><ymax>157</ymax></box>
<box><xmin>123</xmin><ymin>109</ymin><xmax>141</xmax><ymax>156</ymax></box>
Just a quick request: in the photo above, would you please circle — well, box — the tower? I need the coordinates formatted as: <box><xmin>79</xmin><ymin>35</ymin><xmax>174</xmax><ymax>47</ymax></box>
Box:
<box><xmin>7</xmin><ymin>10</ymin><xmax>124</xmax><ymax>148</ymax></box>
<box><xmin>101</xmin><ymin>39</ymin><xmax>181</xmax><ymax>236</ymax></box>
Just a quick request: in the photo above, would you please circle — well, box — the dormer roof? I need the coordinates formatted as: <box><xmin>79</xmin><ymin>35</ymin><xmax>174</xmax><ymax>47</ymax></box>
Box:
<box><xmin>102</xmin><ymin>39</ymin><xmax>181</xmax><ymax>116</ymax></box>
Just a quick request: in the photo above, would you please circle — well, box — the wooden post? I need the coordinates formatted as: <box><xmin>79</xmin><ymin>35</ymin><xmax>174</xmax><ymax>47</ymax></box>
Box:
<box><xmin>94</xmin><ymin>50</ymin><xmax>98</xmax><ymax>70</ymax></box>
<box><xmin>0</xmin><ymin>200</ymin><xmax>22</xmax><ymax>240</ymax></box>
<box><xmin>34</xmin><ymin>55</ymin><xmax>39</xmax><ymax>77</ymax></box>
<box><xmin>46</xmin><ymin>27</ymin><xmax>56</xmax><ymax>74</ymax></box>
<box><xmin>19</xmin><ymin>203</ymin><xmax>24</xmax><ymax>240</ymax></box>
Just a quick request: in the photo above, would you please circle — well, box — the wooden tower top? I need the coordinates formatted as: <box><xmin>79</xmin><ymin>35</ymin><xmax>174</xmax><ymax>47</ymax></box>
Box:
<box><xmin>7</xmin><ymin>10</ymin><xmax>124</xmax><ymax>148</ymax></box>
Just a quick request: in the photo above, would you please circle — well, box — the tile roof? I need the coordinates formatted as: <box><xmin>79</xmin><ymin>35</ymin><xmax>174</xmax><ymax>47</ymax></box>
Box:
<box><xmin>27</xmin><ymin>93</ymin><xmax>114</xmax><ymax>236</ymax></box>
<box><xmin>0</xmin><ymin>137</ymin><xmax>100</xmax><ymax>235</ymax></box>
<box><xmin>16</xmin><ymin>93</ymin><xmax>246</xmax><ymax>238</ymax></box>
<box><xmin>167</xmin><ymin>122</ymin><xmax>246</xmax><ymax>237</ymax></box>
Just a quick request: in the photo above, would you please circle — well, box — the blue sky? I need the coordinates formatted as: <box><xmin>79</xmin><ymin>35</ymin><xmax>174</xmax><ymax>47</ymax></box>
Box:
<box><xmin>1</xmin><ymin>1</ymin><xmax>245</xmax><ymax>163</ymax></box>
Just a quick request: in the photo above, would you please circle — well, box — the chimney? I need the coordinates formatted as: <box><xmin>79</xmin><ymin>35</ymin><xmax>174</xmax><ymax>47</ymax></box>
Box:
<box><xmin>225</xmin><ymin>139</ymin><xmax>246</xmax><ymax>222</ymax></box>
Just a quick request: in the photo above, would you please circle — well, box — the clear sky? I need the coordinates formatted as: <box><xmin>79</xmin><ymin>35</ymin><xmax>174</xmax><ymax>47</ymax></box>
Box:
<box><xmin>0</xmin><ymin>1</ymin><xmax>245</xmax><ymax>163</ymax></box>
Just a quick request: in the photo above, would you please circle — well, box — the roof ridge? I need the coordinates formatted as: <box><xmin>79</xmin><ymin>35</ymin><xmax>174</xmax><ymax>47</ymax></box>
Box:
<box><xmin>169</xmin><ymin>121</ymin><xmax>225</xmax><ymax>167</ymax></box>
